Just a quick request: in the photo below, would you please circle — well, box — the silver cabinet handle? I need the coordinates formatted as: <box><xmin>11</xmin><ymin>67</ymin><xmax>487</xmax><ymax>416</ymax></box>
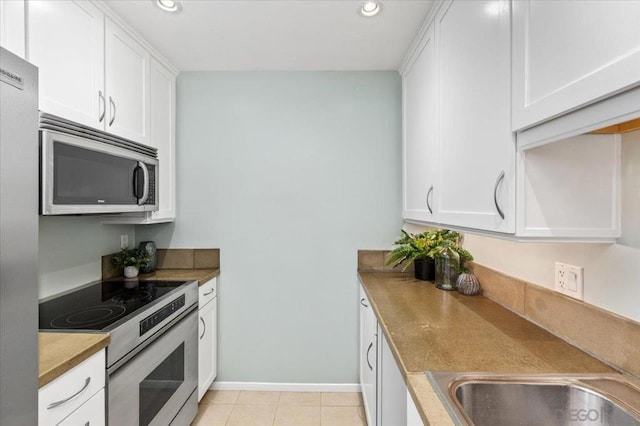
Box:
<box><xmin>426</xmin><ymin>185</ymin><xmax>434</xmax><ymax>214</ymax></box>
<box><xmin>360</xmin><ymin>298</ymin><xmax>368</xmax><ymax>308</ymax></box>
<box><xmin>109</xmin><ymin>96</ymin><xmax>116</xmax><ymax>126</ymax></box>
<box><xmin>200</xmin><ymin>317</ymin><xmax>206</xmax><ymax>340</ymax></box>
<box><xmin>47</xmin><ymin>377</ymin><xmax>91</xmax><ymax>409</ymax></box>
<box><xmin>203</xmin><ymin>289</ymin><xmax>214</xmax><ymax>296</ymax></box>
<box><xmin>493</xmin><ymin>171</ymin><xmax>505</xmax><ymax>220</ymax></box>
<box><xmin>98</xmin><ymin>91</ymin><xmax>105</xmax><ymax>123</ymax></box>
<box><xmin>366</xmin><ymin>342</ymin><xmax>374</xmax><ymax>371</ymax></box>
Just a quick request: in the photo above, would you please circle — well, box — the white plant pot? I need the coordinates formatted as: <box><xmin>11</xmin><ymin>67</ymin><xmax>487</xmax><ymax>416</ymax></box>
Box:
<box><xmin>124</xmin><ymin>266</ymin><xmax>139</xmax><ymax>278</ymax></box>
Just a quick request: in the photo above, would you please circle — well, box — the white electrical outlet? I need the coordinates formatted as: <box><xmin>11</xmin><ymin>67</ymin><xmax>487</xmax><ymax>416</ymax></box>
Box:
<box><xmin>120</xmin><ymin>234</ymin><xmax>129</xmax><ymax>249</ymax></box>
<box><xmin>555</xmin><ymin>262</ymin><xmax>584</xmax><ymax>300</ymax></box>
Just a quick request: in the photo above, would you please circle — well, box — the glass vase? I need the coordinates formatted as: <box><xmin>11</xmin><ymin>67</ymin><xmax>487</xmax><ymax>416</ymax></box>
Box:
<box><xmin>435</xmin><ymin>248</ymin><xmax>460</xmax><ymax>291</ymax></box>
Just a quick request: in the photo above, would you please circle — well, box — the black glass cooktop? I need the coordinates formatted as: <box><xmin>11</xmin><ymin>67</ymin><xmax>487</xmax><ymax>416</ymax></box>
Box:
<box><xmin>39</xmin><ymin>280</ymin><xmax>189</xmax><ymax>331</ymax></box>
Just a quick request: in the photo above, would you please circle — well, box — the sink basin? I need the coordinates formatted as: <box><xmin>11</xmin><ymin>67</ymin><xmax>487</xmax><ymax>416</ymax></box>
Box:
<box><xmin>427</xmin><ymin>372</ymin><xmax>640</xmax><ymax>426</ymax></box>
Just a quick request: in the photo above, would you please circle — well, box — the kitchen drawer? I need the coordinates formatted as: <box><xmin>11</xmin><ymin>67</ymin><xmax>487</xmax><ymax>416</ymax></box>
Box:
<box><xmin>39</xmin><ymin>350</ymin><xmax>105</xmax><ymax>426</ymax></box>
<box><xmin>199</xmin><ymin>277</ymin><xmax>217</xmax><ymax>307</ymax></box>
<box><xmin>57</xmin><ymin>388</ymin><xmax>105</xmax><ymax>426</ymax></box>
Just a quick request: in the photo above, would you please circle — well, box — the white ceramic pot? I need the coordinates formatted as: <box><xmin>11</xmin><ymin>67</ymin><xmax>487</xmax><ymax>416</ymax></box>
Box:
<box><xmin>124</xmin><ymin>266</ymin><xmax>139</xmax><ymax>278</ymax></box>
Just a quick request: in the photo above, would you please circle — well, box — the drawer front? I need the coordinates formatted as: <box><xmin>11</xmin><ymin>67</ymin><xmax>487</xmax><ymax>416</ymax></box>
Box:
<box><xmin>58</xmin><ymin>388</ymin><xmax>105</xmax><ymax>426</ymax></box>
<box><xmin>39</xmin><ymin>350</ymin><xmax>105</xmax><ymax>426</ymax></box>
<box><xmin>199</xmin><ymin>277</ymin><xmax>217</xmax><ymax>307</ymax></box>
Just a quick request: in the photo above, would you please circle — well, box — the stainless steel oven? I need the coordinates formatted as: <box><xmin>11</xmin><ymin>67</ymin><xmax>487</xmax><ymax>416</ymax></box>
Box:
<box><xmin>39</xmin><ymin>279</ymin><xmax>199</xmax><ymax>426</ymax></box>
<box><xmin>108</xmin><ymin>309</ymin><xmax>198</xmax><ymax>426</ymax></box>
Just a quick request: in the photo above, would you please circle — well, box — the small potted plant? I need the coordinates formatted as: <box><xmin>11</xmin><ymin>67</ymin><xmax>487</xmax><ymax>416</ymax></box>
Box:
<box><xmin>385</xmin><ymin>230</ymin><xmax>438</xmax><ymax>280</ymax></box>
<box><xmin>112</xmin><ymin>248</ymin><xmax>150</xmax><ymax>278</ymax></box>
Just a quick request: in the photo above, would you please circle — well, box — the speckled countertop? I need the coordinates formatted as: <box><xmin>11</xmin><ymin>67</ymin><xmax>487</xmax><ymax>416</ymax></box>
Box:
<box><xmin>358</xmin><ymin>271</ymin><xmax>615</xmax><ymax>425</ymax></box>
<box><xmin>137</xmin><ymin>268</ymin><xmax>219</xmax><ymax>286</ymax></box>
<box><xmin>39</xmin><ymin>332</ymin><xmax>110</xmax><ymax>388</ymax></box>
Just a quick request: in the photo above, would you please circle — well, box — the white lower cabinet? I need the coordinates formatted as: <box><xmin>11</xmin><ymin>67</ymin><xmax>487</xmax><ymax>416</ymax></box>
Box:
<box><xmin>39</xmin><ymin>349</ymin><xmax>106</xmax><ymax>426</ymax></box>
<box><xmin>406</xmin><ymin>390</ymin><xmax>423</xmax><ymax>426</ymax></box>
<box><xmin>57</xmin><ymin>389</ymin><xmax>105</xmax><ymax>426</ymax></box>
<box><xmin>198</xmin><ymin>278</ymin><xmax>218</xmax><ymax>401</ymax></box>
<box><xmin>377</xmin><ymin>327</ymin><xmax>408</xmax><ymax>426</ymax></box>
<box><xmin>359</xmin><ymin>287</ymin><xmax>377</xmax><ymax>426</ymax></box>
<box><xmin>360</xmin><ymin>284</ymin><xmax>420</xmax><ymax>425</ymax></box>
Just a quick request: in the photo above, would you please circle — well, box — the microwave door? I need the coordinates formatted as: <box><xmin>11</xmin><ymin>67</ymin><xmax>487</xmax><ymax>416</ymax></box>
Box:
<box><xmin>41</xmin><ymin>131</ymin><xmax>154</xmax><ymax>215</ymax></box>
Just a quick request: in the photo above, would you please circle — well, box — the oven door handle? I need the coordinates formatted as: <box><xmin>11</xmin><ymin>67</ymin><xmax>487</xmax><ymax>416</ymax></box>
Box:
<box><xmin>47</xmin><ymin>377</ymin><xmax>91</xmax><ymax>409</ymax></box>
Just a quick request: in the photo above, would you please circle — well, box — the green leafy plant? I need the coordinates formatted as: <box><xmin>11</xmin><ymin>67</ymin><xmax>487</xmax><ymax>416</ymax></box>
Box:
<box><xmin>112</xmin><ymin>248</ymin><xmax>150</xmax><ymax>269</ymax></box>
<box><xmin>385</xmin><ymin>229</ymin><xmax>474</xmax><ymax>272</ymax></box>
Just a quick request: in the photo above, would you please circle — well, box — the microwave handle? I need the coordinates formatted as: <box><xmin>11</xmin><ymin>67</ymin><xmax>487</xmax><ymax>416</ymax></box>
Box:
<box><xmin>136</xmin><ymin>161</ymin><xmax>150</xmax><ymax>205</ymax></box>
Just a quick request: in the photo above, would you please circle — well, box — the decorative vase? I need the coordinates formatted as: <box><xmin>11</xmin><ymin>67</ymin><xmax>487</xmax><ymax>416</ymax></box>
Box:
<box><xmin>138</xmin><ymin>241</ymin><xmax>157</xmax><ymax>273</ymax></box>
<box><xmin>124</xmin><ymin>266</ymin><xmax>139</xmax><ymax>278</ymax></box>
<box><xmin>435</xmin><ymin>248</ymin><xmax>460</xmax><ymax>291</ymax></box>
<box><xmin>414</xmin><ymin>258</ymin><xmax>435</xmax><ymax>281</ymax></box>
<box><xmin>456</xmin><ymin>272</ymin><xmax>481</xmax><ymax>295</ymax></box>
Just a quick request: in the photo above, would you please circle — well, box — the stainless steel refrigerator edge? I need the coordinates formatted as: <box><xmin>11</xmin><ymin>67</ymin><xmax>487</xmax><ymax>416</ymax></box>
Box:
<box><xmin>0</xmin><ymin>47</ymin><xmax>39</xmax><ymax>425</ymax></box>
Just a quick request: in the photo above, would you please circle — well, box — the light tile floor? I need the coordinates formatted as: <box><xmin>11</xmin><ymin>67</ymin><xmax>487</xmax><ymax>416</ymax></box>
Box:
<box><xmin>192</xmin><ymin>391</ymin><xmax>366</xmax><ymax>426</ymax></box>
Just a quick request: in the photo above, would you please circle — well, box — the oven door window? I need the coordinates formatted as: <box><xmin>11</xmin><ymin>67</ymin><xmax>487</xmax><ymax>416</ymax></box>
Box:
<box><xmin>53</xmin><ymin>141</ymin><xmax>138</xmax><ymax>205</ymax></box>
<box><xmin>139</xmin><ymin>343</ymin><xmax>185</xmax><ymax>426</ymax></box>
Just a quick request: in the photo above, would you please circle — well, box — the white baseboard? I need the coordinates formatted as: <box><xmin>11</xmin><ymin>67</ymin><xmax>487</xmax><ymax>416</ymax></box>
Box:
<box><xmin>210</xmin><ymin>381</ymin><xmax>361</xmax><ymax>393</ymax></box>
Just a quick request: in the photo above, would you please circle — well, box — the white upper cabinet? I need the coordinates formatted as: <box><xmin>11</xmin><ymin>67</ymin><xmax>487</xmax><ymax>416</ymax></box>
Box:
<box><xmin>0</xmin><ymin>0</ymin><xmax>25</xmax><ymax>57</ymax></box>
<box><xmin>27</xmin><ymin>0</ymin><xmax>105</xmax><ymax>129</ymax></box>
<box><xmin>403</xmin><ymin>22</ymin><xmax>438</xmax><ymax>223</ymax></box>
<box><xmin>105</xmin><ymin>18</ymin><xmax>150</xmax><ymax>144</ymax></box>
<box><xmin>512</xmin><ymin>0</ymin><xmax>640</xmax><ymax>131</ymax></box>
<box><xmin>434</xmin><ymin>0</ymin><xmax>515</xmax><ymax>233</ymax></box>
<box><xmin>517</xmin><ymin>134</ymin><xmax>621</xmax><ymax>240</ymax></box>
<box><xmin>26</xmin><ymin>2</ymin><xmax>152</xmax><ymax>145</ymax></box>
<box><xmin>149</xmin><ymin>57</ymin><xmax>176</xmax><ymax>222</ymax></box>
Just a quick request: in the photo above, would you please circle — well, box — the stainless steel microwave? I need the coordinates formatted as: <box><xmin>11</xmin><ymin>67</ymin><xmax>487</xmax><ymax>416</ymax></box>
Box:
<box><xmin>39</xmin><ymin>113</ymin><xmax>159</xmax><ymax>215</ymax></box>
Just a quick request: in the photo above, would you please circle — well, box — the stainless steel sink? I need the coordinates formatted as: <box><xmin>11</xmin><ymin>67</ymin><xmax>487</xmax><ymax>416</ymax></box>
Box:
<box><xmin>427</xmin><ymin>372</ymin><xmax>640</xmax><ymax>426</ymax></box>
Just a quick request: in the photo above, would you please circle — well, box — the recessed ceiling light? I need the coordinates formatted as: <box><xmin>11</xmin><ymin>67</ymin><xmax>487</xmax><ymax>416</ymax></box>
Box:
<box><xmin>155</xmin><ymin>0</ymin><xmax>181</xmax><ymax>13</ymax></box>
<box><xmin>360</xmin><ymin>1</ymin><xmax>382</xmax><ymax>17</ymax></box>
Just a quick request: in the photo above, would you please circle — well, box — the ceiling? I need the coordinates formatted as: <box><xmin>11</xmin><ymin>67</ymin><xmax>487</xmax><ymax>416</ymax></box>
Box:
<box><xmin>103</xmin><ymin>0</ymin><xmax>435</xmax><ymax>71</ymax></box>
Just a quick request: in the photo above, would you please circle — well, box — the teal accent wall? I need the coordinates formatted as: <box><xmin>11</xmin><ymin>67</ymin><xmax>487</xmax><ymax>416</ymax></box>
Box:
<box><xmin>137</xmin><ymin>72</ymin><xmax>403</xmax><ymax>383</ymax></box>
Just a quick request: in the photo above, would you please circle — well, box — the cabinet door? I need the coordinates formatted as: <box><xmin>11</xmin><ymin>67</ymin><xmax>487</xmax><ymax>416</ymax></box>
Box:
<box><xmin>378</xmin><ymin>328</ymin><xmax>407</xmax><ymax>426</ymax></box>
<box><xmin>406</xmin><ymin>389</ymin><xmax>424</xmax><ymax>426</ymax></box>
<box><xmin>198</xmin><ymin>298</ymin><xmax>216</xmax><ymax>401</ymax></box>
<box><xmin>512</xmin><ymin>1</ymin><xmax>640</xmax><ymax>131</ymax></box>
<box><xmin>0</xmin><ymin>0</ymin><xmax>25</xmax><ymax>57</ymax></box>
<box><xmin>403</xmin><ymin>22</ymin><xmax>438</xmax><ymax>223</ymax></box>
<box><xmin>359</xmin><ymin>286</ymin><xmax>377</xmax><ymax>426</ymax></box>
<box><xmin>149</xmin><ymin>57</ymin><xmax>176</xmax><ymax>221</ymax></box>
<box><xmin>105</xmin><ymin>18</ymin><xmax>150</xmax><ymax>144</ymax></box>
<box><xmin>27</xmin><ymin>0</ymin><xmax>105</xmax><ymax>129</ymax></box>
<box><xmin>435</xmin><ymin>0</ymin><xmax>515</xmax><ymax>233</ymax></box>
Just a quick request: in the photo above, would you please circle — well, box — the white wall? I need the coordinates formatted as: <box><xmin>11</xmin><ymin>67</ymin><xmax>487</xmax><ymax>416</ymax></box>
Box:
<box><xmin>406</xmin><ymin>130</ymin><xmax>640</xmax><ymax>323</ymax></box>
<box><xmin>137</xmin><ymin>71</ymin><xmax>403</xmax><ymax>384</ymax></box>
<box><xmin>39</xmin><ymin>216</ymin><xmax>134</xmax><ymax>299</ymax></box>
